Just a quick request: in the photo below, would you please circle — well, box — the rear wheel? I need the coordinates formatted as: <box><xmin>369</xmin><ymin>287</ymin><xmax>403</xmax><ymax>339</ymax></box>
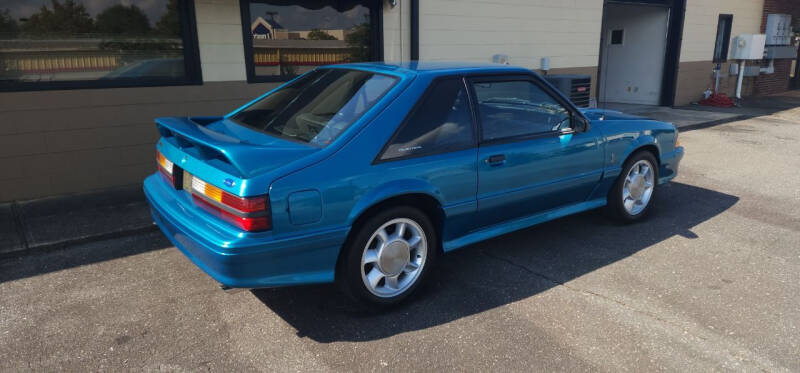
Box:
<box><xmin>608</xmin><ymin>151</ymin><xmax>658</xmax><ymax>221</ymax></box>
<box><xmin>338</xmin><ymin>206</ymin><xmax>437</xmax><ymax>307</ymax></box>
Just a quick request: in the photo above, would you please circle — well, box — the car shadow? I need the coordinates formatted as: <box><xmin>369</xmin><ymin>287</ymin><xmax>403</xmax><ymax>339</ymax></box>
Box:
<box><xmin>252</xmin><ymin>182</ymin><xmax>739</xmax><ymax>342</ymax></box>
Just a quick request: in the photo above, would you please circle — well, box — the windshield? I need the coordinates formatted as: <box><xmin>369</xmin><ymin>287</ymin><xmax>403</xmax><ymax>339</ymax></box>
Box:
<box><xmin>231</xmin><ymin>69</ymin><xmax>398</xmax><ymax>147</ymax></box>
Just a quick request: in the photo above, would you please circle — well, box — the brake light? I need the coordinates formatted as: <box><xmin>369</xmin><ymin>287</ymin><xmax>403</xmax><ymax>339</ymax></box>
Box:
<box><xmin>156</xmin><ymin>151</ymin><xmax>174</xmax><ymax>183</ymax></box>
<box><xmin>188</xmin><ymin>174</ymin><xmax>271</xmax><ymax>232</ymax></box>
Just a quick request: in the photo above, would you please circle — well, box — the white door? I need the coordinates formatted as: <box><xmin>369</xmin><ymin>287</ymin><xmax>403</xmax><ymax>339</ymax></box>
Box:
<box><xmin>599</xmin><ymin>4</ymin><xmax>669</xmax><ymax>105</ymax></box>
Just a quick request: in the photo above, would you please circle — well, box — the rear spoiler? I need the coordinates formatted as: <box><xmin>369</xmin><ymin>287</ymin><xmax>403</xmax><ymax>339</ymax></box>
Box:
<box><xmin>154</xmin><ymin>116</ymin><xmax>280</xmax><ymax>178</ymax></box>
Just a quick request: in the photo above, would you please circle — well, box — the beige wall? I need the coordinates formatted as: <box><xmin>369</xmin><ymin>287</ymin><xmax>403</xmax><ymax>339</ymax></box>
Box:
<box><xmin>0</xmin><ymin>82</ymin><xmax>277</xmax><ymax>202</ymax></box>
<box><xmin>195</xmin><ymin>0</ymin><xmax>247</xmax><ymax>82</ymax></box>
<box><xmin>383</xmin><ymin>1</ymin><xmax>412</xmax><ymax>61</ymax></box>
<box><xmin>417</xmin><ymin>0</ymin><xmax>603</xmax><ymax>70</ymax></box>
<box><xmin>674</xmin><ymin>0</ymin><xmax>765</xmax><ymax>105</ymax></box>
<box><xmin>681</xmin><ymin>0</ymin><xmax>765</xmax><ymax>63</ymax></box>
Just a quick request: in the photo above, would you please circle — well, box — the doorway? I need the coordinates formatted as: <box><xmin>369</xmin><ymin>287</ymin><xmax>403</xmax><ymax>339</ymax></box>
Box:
<box><xmin>599</xmin><ymin>3</ymin><xmax>670</xmax><ymax>105</ymax></box>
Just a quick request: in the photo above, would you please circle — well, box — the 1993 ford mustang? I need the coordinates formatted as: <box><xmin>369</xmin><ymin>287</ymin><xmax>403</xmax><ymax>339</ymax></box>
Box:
<box><xmin>144</xmin><ymin>62</ymin><xmax>684</xmax><ymax>306</ymax></box>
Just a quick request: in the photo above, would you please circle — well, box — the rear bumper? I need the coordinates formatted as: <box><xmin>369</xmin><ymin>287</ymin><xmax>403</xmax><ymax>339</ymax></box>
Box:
<box><xmin>143</xmin><ymin>174</ymin><xmax>348</xmax><ymax>289</ymax></box>
<box><xmin>658</xmin><ymin>146</ymin><xmax>684</xmax><ymax>184</ymax></box>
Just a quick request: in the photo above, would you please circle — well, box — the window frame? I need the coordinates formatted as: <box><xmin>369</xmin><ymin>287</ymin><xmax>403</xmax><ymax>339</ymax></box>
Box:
<box><xmin>467</xmin><ymin>73</ymin><xmax>584</xmax><ymax>146</ymax></box>
<box><xmin>0</xmin><ymin>0</ymin><xmax>203</xmax><ymax>92</ymax></box>
<box><xmin>374</xmin><ymin>75</ymin><xmax>479</xmax><ymax>164</ymax></box>
<box><xmin>713</xmin><ymin>14</ymin><xmax>733</xmax><ymax>63</ymax></box>
<box><xmin>239</xmin><ymin>0</ymin><xmax>384</xmax><ymax>84</ymax></box>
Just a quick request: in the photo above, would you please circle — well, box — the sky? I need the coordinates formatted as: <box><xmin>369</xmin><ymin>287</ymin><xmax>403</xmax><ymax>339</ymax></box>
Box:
<box><xmin>249</xmin><ymin>3</ymin><xmax>369</xmax><ymax>31</ymax></box>
<box><xmin>1</xmin><ymin>0</ymin><xmax>168</xmax><ymax>26</ymax></box>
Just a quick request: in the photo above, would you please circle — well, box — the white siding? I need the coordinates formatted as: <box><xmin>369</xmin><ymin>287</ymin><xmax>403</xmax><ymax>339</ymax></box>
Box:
<box><xmin>383</xmin><ymin>1</ymin><xmax>412</xmax><ymax>61</ymax></box>
<box><xmin>681</xmin><ymin>0</ymin><xmax>765</xmax><ymax>62</ymax></box>
<box><xmin>418</xmin><ymin>0</ymin><xmax>603</xmax><ymax>69</ymax></box>
<box><xmin>194</xmin><ymin>0</ymin><xmax>247</xmax><ymax>81</ymax></box>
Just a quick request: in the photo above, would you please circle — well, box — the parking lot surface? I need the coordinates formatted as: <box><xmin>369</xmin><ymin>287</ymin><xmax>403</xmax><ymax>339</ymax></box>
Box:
<box><xmin>1</xmin><ymin>107</ymin><xmax>799</xmax><ymax>372</ymax></box>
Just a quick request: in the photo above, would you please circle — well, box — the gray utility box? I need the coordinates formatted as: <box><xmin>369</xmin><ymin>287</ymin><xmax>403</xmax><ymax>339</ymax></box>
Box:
<box><xmin>543</xmin><ymin>74</ymin><xmax>592</xmax><ymax>107</ymax></box>
<box><xmin>765</xmin><ymin>45</ymin><xmax>798</xmax><ymax>59</ymax></box>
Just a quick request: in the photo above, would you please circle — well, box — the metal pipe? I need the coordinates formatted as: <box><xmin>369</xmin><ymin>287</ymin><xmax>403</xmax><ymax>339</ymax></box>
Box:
<box><xmin>736</xmin><ymin>60</ymin><xmax>745</xmax><ymax>99</ymax></box>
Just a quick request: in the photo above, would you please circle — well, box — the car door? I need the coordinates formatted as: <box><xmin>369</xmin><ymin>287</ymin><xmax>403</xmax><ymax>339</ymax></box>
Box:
<box><xmin>375</xmin><ymin>76</ymin><xmax>480</xmax><ymax>240</ymax></box>
<box><xmin>469</xmin><ymin>75</ymin><xmax>604</xmax><ymax>227</ymax></box>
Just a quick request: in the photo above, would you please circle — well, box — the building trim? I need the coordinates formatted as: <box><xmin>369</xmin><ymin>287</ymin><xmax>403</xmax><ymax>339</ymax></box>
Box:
<box><xmin>410</xmin><ymin>0</ymin><xmax>419</xmax><ymax>60</ymax></box>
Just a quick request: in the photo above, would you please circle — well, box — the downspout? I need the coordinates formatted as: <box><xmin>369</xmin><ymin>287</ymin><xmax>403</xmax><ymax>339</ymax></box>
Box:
<box><xmin>410</xmin><ymin>0</ymin><xmax>419</xmax><ymax>60</ymax></box>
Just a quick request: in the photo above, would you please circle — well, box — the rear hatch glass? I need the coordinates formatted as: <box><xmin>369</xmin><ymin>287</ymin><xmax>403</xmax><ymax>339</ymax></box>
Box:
<box><xmin>231</xmin><ymin>68</ymin><xmax>397</xmax><ymax>147</ymax></box>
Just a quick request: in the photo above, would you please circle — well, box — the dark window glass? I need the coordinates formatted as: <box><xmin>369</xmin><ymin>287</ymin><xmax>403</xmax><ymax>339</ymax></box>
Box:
<box><xmin>0</xmin><ymin>0</ymin><xmax>196</xmax><ymax>87</ymax></box>
<box><xmin>713</xmin><ymin>14</ymin><xmax>733</xmax><ymax>63</ymax></box>
<box><xmin>232</xmin><ymin>68</ymin><xmax>396</xmax><ymax>147</ymax></box>
<box><xmin>472</xmin><ymin>80</ymin><xmax>570</xmax><ymax>141</ymax></box>
<box><xmin>381</xmin><ymin>79</ymin><xmax>475</xmax><ymax>160</ymax></box>
<box><xmin>245</xmin><ymin>1</ymin><xmax>374</xmax><ymax>80</ymax></box>
<box><xmin>610</xmin><ymin>29</ymin><xmax>624</xmax><ymax>45</ymax></box>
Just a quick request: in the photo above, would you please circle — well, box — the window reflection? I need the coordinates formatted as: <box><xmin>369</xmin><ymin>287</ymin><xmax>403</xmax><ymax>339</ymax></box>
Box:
<box><xmin>0</xmin><ymin>0</ymin><xmax>187</xmax><ymax>83</ymax></box>
<box><xmin>247</xmin><ymin>1</ymin><xmax>372</xmax><ymax>78</ymax></box>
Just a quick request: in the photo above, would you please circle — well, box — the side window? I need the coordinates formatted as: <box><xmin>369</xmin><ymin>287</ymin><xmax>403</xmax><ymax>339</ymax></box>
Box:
<box><xmin>472</xmin><ymin>80</ymin><xmax>571</xmax><ymax>142</ymax></box>
<box><xmin>381</xmin><ymin>79</ymin><xmax>475</xmax><ymax>160</ymax></box>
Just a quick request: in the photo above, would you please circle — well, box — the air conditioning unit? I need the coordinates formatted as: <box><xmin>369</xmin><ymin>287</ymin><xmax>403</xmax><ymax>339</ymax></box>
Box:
<box><xmin>544</xmin><ymin>74</ymin><xmax>592</xmax><ymax>107</ymax></box>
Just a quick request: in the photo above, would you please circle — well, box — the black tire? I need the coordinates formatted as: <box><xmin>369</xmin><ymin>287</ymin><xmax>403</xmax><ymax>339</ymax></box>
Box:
<box><xmin>607</xmin><ymin>151</ymin><xmax>659</xmax><ymax>222</ymax></box>
<box><xmin>337</xmin><ymin>206</ymin><xmax>438</xmax><ymax>308</ymax></box>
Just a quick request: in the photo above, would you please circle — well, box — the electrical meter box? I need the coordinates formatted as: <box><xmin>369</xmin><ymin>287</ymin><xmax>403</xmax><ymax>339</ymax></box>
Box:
<box><xmin>730</xmin><ymin>34</ymin><xmax>766</xmax><ymax>60</ymax></box>
<box><xmin>765</xmin><ymin>14</ymin><xmax>792</xmax><ymax>46</ymax></box>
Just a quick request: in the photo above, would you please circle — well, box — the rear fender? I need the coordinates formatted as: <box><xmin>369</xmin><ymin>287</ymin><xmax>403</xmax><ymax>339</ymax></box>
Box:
<box><xmin>346</xmin><ymin>179</ymin><xmax>444</xmax><ymax>225</ymax></box>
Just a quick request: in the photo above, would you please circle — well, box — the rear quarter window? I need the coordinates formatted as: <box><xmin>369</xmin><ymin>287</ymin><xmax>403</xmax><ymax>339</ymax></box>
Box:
<box><xmin>380</xmin><ymin>78</ymin><xmax>475</xmax><ymax>160</ymax></box>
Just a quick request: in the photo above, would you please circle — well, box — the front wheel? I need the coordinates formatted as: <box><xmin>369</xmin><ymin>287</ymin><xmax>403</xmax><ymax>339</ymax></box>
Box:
<box><xmin>608</xmin><ymin>151</ymin><xmax>658</xmax><ymax>221</ymax></box>
<box><xmin>338</xmin><ymin>206</ymin><xmax>437</xmax><ymax>307</ymax></box>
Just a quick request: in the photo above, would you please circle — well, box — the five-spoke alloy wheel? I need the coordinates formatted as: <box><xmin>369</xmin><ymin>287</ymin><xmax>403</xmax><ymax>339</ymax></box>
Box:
<box><xmin>608</xmin><ymin>151</ymin><xmax>659</xmax><ymax>221</ymax></box>
<box><xmin>339</xmin><ymin>206</ymin><xmax>437</xmax><ymax>307</ymax></box>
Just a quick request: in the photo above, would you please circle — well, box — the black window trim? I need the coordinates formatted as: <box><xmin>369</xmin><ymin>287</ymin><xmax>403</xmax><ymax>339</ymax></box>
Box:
<box><xmin>0</xmin><ymin>0</ymin><xmax>203</xmax><ymax>92</ymax></box>
<box><xmin>713</xmin><ymin>14</ymin><xmax>733</xmax><ymax>63</ymax></box>
<box><xmin>239</xmin><ymin>0</ymin><xmax>384</xmax><ymax>84</ymax></box>
<box><xmin>373</xmin><ymin>75</ymin><xmax>478</xmax><ymax>164</ymax></box>
<box><xmin>466</xmin><ymin>73</ymin><xmax>585</xmax><ymax>147</ymax></box>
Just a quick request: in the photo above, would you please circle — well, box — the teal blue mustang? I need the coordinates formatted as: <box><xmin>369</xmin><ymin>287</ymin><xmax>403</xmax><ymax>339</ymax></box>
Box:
<box><xmin>144</xmin><ymin>62</ymin><xmax>684</xmax><ymax>306</ymax></box>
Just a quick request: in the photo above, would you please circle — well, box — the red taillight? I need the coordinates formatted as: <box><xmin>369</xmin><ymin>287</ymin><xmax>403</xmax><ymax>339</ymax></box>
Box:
<box><xmin>192</xmin><ymin>196</ymin><xmax>272</xmax><ymax>232</ymax></box>
<box><xmin>187</xmin><ymin>173</ymin><xmax>271</xmax><ymax>232</ymax></box>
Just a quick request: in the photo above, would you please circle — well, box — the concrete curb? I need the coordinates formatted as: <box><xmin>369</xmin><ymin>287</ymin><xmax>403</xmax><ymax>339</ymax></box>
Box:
<box><xmin>677</xmin><ymin>114</ymin><xmax>752</xmax><ymax>132</ymax></box>
<box><xmin>1</xmin><ymin>185</ymin><xmax>157</xmax><ymax>260</ymax></box>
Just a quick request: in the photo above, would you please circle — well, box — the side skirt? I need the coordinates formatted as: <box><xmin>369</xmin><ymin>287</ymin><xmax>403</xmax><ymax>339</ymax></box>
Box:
<box><xmin>442</xmin><ymin>198</ymin><xmax>607</xmax><ymax>252</ymax></box>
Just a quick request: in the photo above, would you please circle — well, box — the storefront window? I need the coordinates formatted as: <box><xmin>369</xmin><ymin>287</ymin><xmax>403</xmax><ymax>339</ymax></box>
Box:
<box><xmin>242</xmin><ymin>0</ymin><xmax>379</xmax><ymax>82</ymax></box>
<box><xmin>0</xmin><ymin>0</ymin><xmax>200</xmax><ymax>90</ymax></box>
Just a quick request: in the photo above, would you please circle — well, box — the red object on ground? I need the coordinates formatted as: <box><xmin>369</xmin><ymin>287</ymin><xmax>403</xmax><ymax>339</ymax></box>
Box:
<box><xmin>699</xmin><ymin>93</ymin><xmax>735</xmax><ymax>107</ymax></box>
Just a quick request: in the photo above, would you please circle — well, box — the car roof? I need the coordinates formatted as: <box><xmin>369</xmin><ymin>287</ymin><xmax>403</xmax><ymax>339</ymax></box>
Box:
<box><xmin>324</xmin><ymin>61</ymin><xmax>533</xmax><ymax>78</ymax></box>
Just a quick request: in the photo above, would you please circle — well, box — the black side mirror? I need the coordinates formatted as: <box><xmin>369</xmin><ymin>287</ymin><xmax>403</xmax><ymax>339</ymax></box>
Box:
<box><xmin>573</xmin><ymin>115</ymin><xmax>590</xmax><ymax>132</ymax></box>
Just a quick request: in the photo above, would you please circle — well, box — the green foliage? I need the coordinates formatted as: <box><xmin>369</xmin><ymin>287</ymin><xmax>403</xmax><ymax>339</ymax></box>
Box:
<box><xmin>345</xmin><ymin>22</ymin><xmax>371</xmax><ymax>62</ymax></box>
<box><xmin>21</xmin><ymin>0</ymin><xmax>94</xmax><ymax>36</ymax></box>
<box><xmin>0</xmin><ymin>9</ymin><xmax>18</xmax><ymax>36</ymax></box>
<box><xmin>95</xmin><ymin>4</ymin><xmax>151</xmax><ymax>36</ymax></box>
<box><xmin>156</xmin><ymin>0</ymin><xmax>181</xmax><ymax>37</ymax></box>
<box><xmin>307</xmin><ymin>28</ymin><xmax>337</xmax><ymax>40</ymax></box>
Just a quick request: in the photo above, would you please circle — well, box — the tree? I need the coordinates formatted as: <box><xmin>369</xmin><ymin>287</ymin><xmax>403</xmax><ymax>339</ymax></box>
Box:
<box><xmin>156</xmin><ymin>0</ymin><xmax>181</xmax><ymax>37</ymax></box>
<box><xmin>21</xmin><ymin>0</ymin><xmax>94</xmax><ymax>36</ymax></box>
<box><xmin>345</xmin><ymin>22</ymin><xmax>371</xmax><ymax>62</ymax></box>
<box><xmin>95</xmin><ymin>4</ymin><xmax>151</xmax><ymax>36</ymax></box>
<box><xmin>0</xmin><ymin>9</ymin><xmax>18</xmax><ymax>36</ymax></box>
<box><xmin>307</xmin><ymin>28</ymin><xmax>336</xmax><ymax>40</ymax></box>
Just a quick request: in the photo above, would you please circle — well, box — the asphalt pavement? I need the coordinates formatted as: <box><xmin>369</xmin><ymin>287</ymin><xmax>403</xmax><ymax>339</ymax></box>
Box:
<box><xmin>1</xmin><ymin>105</ymin><xmax>799</xmax><ymax>371</ymax></box>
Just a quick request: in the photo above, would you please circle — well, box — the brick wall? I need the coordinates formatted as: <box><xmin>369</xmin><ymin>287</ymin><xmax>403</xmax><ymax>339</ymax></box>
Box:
<box><xmin>753</xmin><ymin>0</ymin><xmax>800</xmax><ymax>95</ymax></box>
